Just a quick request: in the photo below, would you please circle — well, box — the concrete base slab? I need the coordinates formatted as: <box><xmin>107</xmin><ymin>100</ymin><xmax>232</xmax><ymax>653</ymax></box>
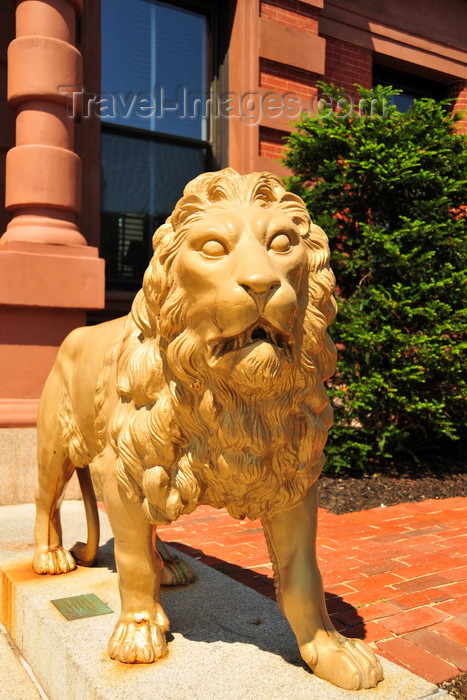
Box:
<box><xmin>0</xmin><ymin>625</ymin><xmax>42</xmax><ymax>699</ymax></box>
<box><xmin>0</xmin><ymin>503</ymin><xmax>451</xmax><ymax>700</ymax></box>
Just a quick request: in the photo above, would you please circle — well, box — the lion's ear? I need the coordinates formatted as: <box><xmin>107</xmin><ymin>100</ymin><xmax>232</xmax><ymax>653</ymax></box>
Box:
<box><xmin>171</xmin><ymin>195</ymin><xmax>205</xmax><ymax>228</ymax></box>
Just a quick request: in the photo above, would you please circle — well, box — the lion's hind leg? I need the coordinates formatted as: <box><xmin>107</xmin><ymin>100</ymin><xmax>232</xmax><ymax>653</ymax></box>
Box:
<box><xmin>33</xmin><ymin>376</ymin><xmax>80</xmax><ymax>576</ymax></box>
<box><xmin>156</xmin><ymin>535</ymin><xmax>196</xmax><ymax>586</ymax></box>
<box><xmin>33</xmin><ymin>445</ymin><xmax>77</xmax><ymax>576</ymax></box>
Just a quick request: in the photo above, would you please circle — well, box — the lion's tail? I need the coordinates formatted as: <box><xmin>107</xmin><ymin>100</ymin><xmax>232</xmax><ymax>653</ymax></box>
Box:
<box><xmin>70</xmin><ymin>465</ymin><xmax>100</xmax><ymax>567</ymax></box>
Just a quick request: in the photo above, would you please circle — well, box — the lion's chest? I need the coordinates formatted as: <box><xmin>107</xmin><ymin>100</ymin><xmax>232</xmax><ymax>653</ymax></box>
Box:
<box><xmin>193</xmin><ymin>444</ymin><xmax>313</xmax><ymax>521</ymax></box>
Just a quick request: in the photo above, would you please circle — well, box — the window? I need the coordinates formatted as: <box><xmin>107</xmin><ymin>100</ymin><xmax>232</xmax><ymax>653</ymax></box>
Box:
<box><xmin>100</xmin><ymin>0</ymin><xmax>228</xmax><ymax>290</ymax></box>
<box><xmin>373</xmin><ymin>65</ymin><xmax>446</xmax><ymax>113</ymax></box>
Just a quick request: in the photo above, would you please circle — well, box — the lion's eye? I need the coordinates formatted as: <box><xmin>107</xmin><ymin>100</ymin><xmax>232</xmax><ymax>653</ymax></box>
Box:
<box><xmin>269</xmin><ymin>233</ymin><xmax>291</xmax><ymax>252</ymax></box>
<box><xmin>201</xmin><ymin>240</ymin><xmax>227</xmax><ymax>258</ymax></box>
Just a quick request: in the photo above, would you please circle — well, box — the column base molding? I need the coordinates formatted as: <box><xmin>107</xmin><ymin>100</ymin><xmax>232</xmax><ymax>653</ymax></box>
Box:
<box><xmin>0</xmin><ymin>399</ymin><xmax>39</xmax><ymax>427</ymax></box>
<box><xmin>0</xmin><ymin>244</ymin><xmax>105</xmax><ymax>308</ymax></box>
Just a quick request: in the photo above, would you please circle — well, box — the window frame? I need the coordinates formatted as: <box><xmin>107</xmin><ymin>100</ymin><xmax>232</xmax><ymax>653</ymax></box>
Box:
<box><xmin>99</xmin><ymin>0</ymin><xmax>230</xmax><ymax>293</ymax></box>
<box><xmin>101</xmin><ymin>0</ymin><xmax>229</xmax><ymax>165</ymax></box>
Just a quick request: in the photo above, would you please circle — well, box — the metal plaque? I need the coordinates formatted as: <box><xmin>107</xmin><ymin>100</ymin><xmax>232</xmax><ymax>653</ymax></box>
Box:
<box><xmin>51</xmin><ymin>593</ymin><xmax>113</xmax><ymax>621</ymax></box>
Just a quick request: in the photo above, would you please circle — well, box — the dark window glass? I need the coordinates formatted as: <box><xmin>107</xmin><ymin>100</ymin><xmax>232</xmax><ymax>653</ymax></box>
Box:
<box><xmin>373</xmin><ymin>65</ymin><xmax>446</xmax><ymax>113</ymax></box>
<box><xmin>390</xmin><ymin>92</ymin><xmax>419</xmax><ymax>112</ymax></box>
<box><xmin>101</xmin><ymin>0</ymin><xmax>208</xmax><ymax>139</ymax></box>
<box><xmin>100</xmin><ymin>0</ymin><xmax>211</xmax><ymax>290</ymax></box>
<box><xmin>101</xmin><ymin>128</ymin><xmax>208</xmax><ymax>289</ymax></box>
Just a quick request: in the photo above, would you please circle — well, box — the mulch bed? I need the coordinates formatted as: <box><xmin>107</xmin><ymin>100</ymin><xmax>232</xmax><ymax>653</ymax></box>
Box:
<box><xmin>317</xmin><ymin>447</ymin><xmax>467</xmax><ymax>698</ymax></box>
<box><xmin>440</xmin><ymin>675</ymin><xmax>467</xmax><ymax>700</ymax></box>
<box><xmin>318</xmin><ymin>452</ymin><xmax>466</xmax><ymax>516</ymax></box>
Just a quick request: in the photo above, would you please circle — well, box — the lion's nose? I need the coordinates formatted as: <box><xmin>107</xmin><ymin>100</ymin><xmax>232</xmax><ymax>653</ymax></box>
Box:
<box><xmin>238</xmin><ymin>273</ymin><xmax>280</xmax><ymax>297</ymax></box>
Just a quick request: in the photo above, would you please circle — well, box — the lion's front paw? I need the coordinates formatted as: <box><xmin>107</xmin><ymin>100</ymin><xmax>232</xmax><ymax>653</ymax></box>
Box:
<box><xmin>301</xmin><ymin>631</ymin><xmax>384</xmax><ymax>690</ymax></box>
<box><xmin>161</xmin><ymin>556</ymin><xmax>196</xmax><ymax>586</ymax></box>
<box><xmin>108</xmin><ymin>613</ymin><xmax>169</xmax><ymax>664</ymax></box>
<box><xmin>33</xmin><ymin>545</ymin><xmax>77</xmax><ymax>575</ymax></box>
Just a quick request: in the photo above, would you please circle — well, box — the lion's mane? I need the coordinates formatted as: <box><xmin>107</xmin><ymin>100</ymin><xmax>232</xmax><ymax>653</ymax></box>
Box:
<box><xmin>108</xmin><ymin>168</ymin><xmax>337</xmax><ymax>523</ymax></box>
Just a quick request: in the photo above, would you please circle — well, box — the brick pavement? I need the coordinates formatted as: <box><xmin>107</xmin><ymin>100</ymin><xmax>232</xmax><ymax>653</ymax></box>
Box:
<box><xmin>158</xmin><ymin>496</ymin><xmax>467</xmax><ymax>685</ymax></box>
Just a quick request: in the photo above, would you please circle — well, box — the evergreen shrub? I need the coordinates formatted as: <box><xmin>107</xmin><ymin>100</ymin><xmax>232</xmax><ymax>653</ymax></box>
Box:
<box><xmin>284</xmin><ymin>83</ymin><xmax>467</xmax><ymax>472</ymax></box>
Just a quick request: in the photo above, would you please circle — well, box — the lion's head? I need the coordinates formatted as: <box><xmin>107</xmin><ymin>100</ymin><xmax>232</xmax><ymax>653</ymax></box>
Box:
<box><xmin>111</xmin><ymin>169</ymin><xmax>337</xmax><ymax>523</ymax></box>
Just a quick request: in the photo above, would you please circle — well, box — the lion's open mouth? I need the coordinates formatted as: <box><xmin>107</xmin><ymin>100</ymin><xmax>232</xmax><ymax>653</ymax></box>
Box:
<box><xmin>210</xmin><ymin>320</ymin><xmax>294</xmax><ymax>362</ymax></box>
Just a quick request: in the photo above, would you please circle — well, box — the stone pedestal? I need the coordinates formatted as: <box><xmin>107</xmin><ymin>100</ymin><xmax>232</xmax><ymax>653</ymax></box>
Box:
<box><xmin>0</xmin><ymin>503</ymin><xmax>447</xmax><ymax>700</ymax></box>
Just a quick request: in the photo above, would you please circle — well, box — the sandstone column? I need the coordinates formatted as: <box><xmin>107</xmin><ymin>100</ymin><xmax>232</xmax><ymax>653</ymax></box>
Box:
<box><xmin>3</xmin><ymin>0</ymin><xmax>86</xmax><ymax>247</ymax></box>
<box><xmin>0</xmin><ymin>0</ymin><xmax>104</xmax><ymax>427</ymax></box>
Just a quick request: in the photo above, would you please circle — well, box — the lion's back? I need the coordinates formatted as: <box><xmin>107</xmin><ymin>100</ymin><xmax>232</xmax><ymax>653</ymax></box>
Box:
<box><xmin>56</xmin><ymin>316</ymin><xmax>126</xmax><ymax>392</ymax></box>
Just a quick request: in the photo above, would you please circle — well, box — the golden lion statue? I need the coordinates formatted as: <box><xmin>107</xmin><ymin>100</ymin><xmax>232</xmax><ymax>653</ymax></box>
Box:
<box><xmin>33</xmin><ymin>169</ymin><xmax>383</xmax><ymax>690</ymax></box>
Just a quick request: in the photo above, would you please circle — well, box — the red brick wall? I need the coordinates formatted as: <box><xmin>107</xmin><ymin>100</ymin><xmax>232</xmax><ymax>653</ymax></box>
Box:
<box><xmin>260</xmin><ymin>58</ymin><xmax>318</xmax><ymax>99</ymax></box>
<box><xmin>324</xmin><ymin>36</ymin><xmax>372</xmax><ymax>97</ymax></box>
<box><xmin>447</xmin><ymin>80</ymin><xmax>467</xmax><ymax>131</ymax></box>
<box><xmin>259</xmin><ymin>60</ymin><xmax>318</xmax><ymax>160</ymax></box>
<box><xmin>258</xmin><ymin>1</ymin><xmax>321</xmax><ymax>163</ymax></box>
<box><xmin>260</xmin><ymin>0</ymin><xmax>319</xmax><ymax>34</ymax></box>
<box><xmin>259</xmin><ymin>126</ymin><xmax>289</xmax><ymax>160</ymax></box>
